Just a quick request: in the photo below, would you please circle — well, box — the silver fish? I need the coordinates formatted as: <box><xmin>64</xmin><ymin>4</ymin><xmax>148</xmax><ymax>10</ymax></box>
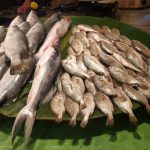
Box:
<box><xmin>65</xmin><ymin>97</ymin><xmax>80</xmax><ymax>127</ymax></box>
<box><xmin>44</xmin><ymin>12</ymin><xmax>60</xmax><ymax>33</ymax></box>
<box><xmin>75</xmin><ymin>32</ymin><xmax>89</xmax><ymax>46</ymax></box>
<box><xmin>26</xmin><ymin>10</ymin><xmax>40</xmax><ymax>27</ymax></box>
<box><xmin>4</xmin><ymin>25</ymin><xmax>33</xmax><ymax>75</ymax></box>
<box><xmin>95</xmin><ymin>91</ymin><xmax>114</xmax><ymax>126</ymax></box>
<box><xmin>113</xmin><ymin>86</ymin><xmax>138</xmax><ymax>125</ymax></box>
<box><xmin>50</xmin><ymin>92</ymin><xmax>66</xmax><ymax>123</ymax></box>
<box><xmin>132</xmin><ymin>40</ymin><xmax>150</xmax><ymax>57</ymax></box>
<box><xmin>85</xmin><ymin>79</ymin><xmax>97</xmax><ymax>95</ymax></box>
<box><xmin>26</xmin><ymin>22</ymin><xmax>46</xmax><ymax>53</ymax></box>
<box><xmin>123</xmin><ymin>84</ymin><xmax>150</xmax><ymax>113</ymax></box>
<box><xmin>80</xmin><ymin>92</ymin><xmax>95</xmax><ymax>128</ymax></box>
<box><xmin>62</xmin><ymin>54</ymin><xmax>90</xmax><ymax>79</ymax></box>
<box><xmin>108</xmin><ymin>66</ymin><xmax>143</xmax><ymax>87</ymax></box>
<box><xmin>0</xmin><ymin>26</ymin><xmax>6</xmax><ymax>43</ymax></box>
<box><xmin>94</xmin><ymin>75</ymin><xmax>117</xmax><ymax>97</ymax></box>
<box><xmin>18</xmin><ymin>21</ymin><xmax>30</xmax><ymax>34</ymax></box>
<box><xmin>77</xmin><ymin>24</ymin><xmax>98</xmax><ymax>32</ymax></box>
<box><xmin>10</xmin><ymin>16</ymin><xmax>24</xmax><ymax>27</ymax></box>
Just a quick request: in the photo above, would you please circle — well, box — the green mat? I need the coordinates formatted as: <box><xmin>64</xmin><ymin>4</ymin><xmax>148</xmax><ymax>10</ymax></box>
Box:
<box><xmin>0</xmin><ymin>16</ymin><xmax>150</xmax><ymax>150</ymax></box>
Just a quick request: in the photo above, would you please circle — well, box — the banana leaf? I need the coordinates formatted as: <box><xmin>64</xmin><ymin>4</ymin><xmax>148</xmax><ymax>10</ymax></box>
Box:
<box><xmin>0</xmin><ymin>16</ymin><xmax>150</xmax><ymax>121</ymax></box>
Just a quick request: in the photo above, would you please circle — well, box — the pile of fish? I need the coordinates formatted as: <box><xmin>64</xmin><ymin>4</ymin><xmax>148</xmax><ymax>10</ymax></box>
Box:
<box><xmin>50</xmin><ymin>24</ymin><xmax>150</xmax><ymax>129</ymax></box>
<box><xmin>0</xmin><ymin>10</ymin><xmax>150</xmax><ymax>146</ymax></box>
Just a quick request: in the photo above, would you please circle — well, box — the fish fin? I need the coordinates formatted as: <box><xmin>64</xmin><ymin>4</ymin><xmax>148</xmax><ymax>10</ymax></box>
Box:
<box><xmin>11</xmin><ymin>105</ymin><xmax>36</xmax><ymax>146</ymax></box>
<box><xmin>10</xmin><ymin>56</ymin><xmax>33</xmax><ymax>75</ymax></box>
<box><xmin>145</xmin><ymin>104</ymin><xmax>150</xmax><ymax>114</ymax></box>
<box><xmin>129</xmin><ymin>112</ymin><xmax>138</xmax><ymax>125</ymax></box>
<box><xmin>24</xmin><ymin>109</ymin><xmax>36</xmax><ymax>146</ymax></box>
<box><xmin>69</xmin><ymin>117</ymin><xmax>76</xmax><ymax>127</ymax></box>
<box><xmin>106</xmin><ymin>115</ymin><xmax>114</xmax><ymax>127</ymax></box>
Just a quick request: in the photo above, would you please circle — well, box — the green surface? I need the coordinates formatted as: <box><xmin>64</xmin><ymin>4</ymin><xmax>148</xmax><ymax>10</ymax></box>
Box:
<box><xmin>0</xmin><ymin>16</ymin><xmax>150</xmax><ymax>149</ymax></box>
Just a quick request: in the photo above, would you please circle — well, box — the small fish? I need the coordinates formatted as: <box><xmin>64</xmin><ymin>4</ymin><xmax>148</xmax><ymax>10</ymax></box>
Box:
<box><xmin>68</xmin><ymin>35</ymin><xmax>75</xmax><ymax>45</ymax></box>
<box><xmin>10</xmin><ymin>16</ymin><xmax>24</xmax><ymax>27</ymax></box>
<box><xmin>85</xmin><ymin>79</ymin><xmax>97</xmax><ymax>95</ymax></box>
<box><xmin>4</xmin><ymin>25</ymin><xmax>33</xmax><ymax>75</ymax></box>
<box><xmin>71</xmin><ymin>26</ymin><xmax>80</xmax><ymax>35</ymax></box>
<box><xmin>103</xmin><ymin>30</ymin><xmax>120</xmax><ymax>41</ymax></box>
<box><xmin>67</xmin><ymin>46</ymin><xmax>76</xmax><ymax>55</ymax></box>
<box><xmin>50</xmin><ymin>92</ymin><xmax>66</xmax><ymax>123</ymax></box>
<box><xmin>95</xmin><ymin>91</ymin><xmax>114</xmax><ymax>126</ymax></box>
<box><xmin>113</xmin><ymin>53</ymin><xmax>141</xmax><ymax>72</ymax></box>
<box><xmin>119</xmin><ymin>35</ymin><xmax>131</xmax><ymax>45</ymax></box>
<box><xmin>0</xmin><ymin>26</ymin><xmax>6</xmax><ymax>43</ymax></box>
<box><xmin>114</xmin><ymin>41</ymin><xmax>130</xmax><ymax>52</ymax></box>
<box><xmin>26</xmin><ymin>10</ymin><xmax>40</xmax><ymax>27</ymax></box>
<box><xmin>123</xmin><ymin>84</ymin><xmax>150</xmax><ymax>113</ymax></box>
<box><xmin>44</xmin><ymin>12</ymin><xmax>60</xmax><ymax>33</ymax></box>
<box><xmin>65</xmin><ymin>97</ymin><xmax>80</xmax><ymax>127</ymax></box>
<box><xmin>76</xmin><ymin>54</ymin><xmax>88</xmax><ymax>73</ymax></box>
<box><xmin>18</xmin><ymin>21</ymin><xmax>30</xmax><ymax>34</ymax></box>
<box><xmin>94</xmin><ymin>75</ymin><xmax>117</xmax><ymax>97</ymax></box>
<box><xmin>108</xmin><ymin>66</ymin><xmax>143</xmax><ymax>87</ymax></box>
<box><xmin>112</xmin><ymin>86</ymin><xmax>138</xmax><ymax>125</ymax></box>
<box><xmin>92</xmin><ymin>25</ymin><xmax>102</xmax><ymax>33</ymax></box>
<box><xmin>0</xmin><ymin>55</ymin><xmax>9</xmax><ymax>80</ymax></box>
<box><xmin>75</xmin><ymin>32</ymin><xmax>89</xmax><ymax>46</ymax></box>
<box><xmin>101</xmin><ymin>25</ymin><xmax>111</xmax><ymax>33</ymax></box>
<box><xmin>111</xmin><ymin>28</ymin><xmax>120</xmax><ymax>36</ymax></box>
<box><xmin>80</xmin><ymin>92</ymin><xmax>95</xmax><ymax>128</ymax></box>
<box><xmin>70</xmin><ymin>38</ymin><xmax>84</xmax><ymax>55</ymax></box>
<box><xmin>62</xmin><ymin>54</ymin><xmax>90</xmax><ymax>78</ymax></box>
<box><xmin>26</xmin><ymin>22</ymin><xmax>46</xmax><ymax>53</ymax></box>
<box><xmin>100</xmin><ymin>41</ymin><xmax>119</xmax><ymax>55</ymax></box>
<box><xmin>83</xmin><ymin>50</ymin><xmax>110</xmax><ymax>79</ymax></box>
<box><xmin>132</xmin><ymin>40</ymin><xmax>150</xmax><ymax>57</ymax></box>
<box><xmin>77</xmin><ymin>24</ymin><xmax>98</xmax><ymax>32</ymax></box>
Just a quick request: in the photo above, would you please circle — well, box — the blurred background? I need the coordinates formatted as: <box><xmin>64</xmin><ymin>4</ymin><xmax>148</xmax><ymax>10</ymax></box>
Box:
<box><xmin>0</xmin><ymin>0</ymin><xmax>149</xmax><ymax>32</ymax></box>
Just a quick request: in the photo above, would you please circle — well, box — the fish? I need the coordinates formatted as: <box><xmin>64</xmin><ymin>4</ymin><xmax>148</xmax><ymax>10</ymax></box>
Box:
<box><xmin>76</xmin><ymin>54</ymin><xmax>88</xmax><ymax>72</ymax></box>
<box><xmin>123</xmin><ymin>84</ymin><xmax>150</xmax><ymax>113</ymax></box>
<box><xmin>50</xmin><ymin>92</ymin><xmax>66</xmax><ymax>123</ymax></box>
<box><xmin>70</xmin><ymin>38</ymin><xmax>84</xmax><ymax>55</ymax></box>
<box><xmin>101</xmin><ymin>25</ymin><xmax>111</xmax><ymax>33</ymax></box>
<box><xmin>26</xmin><ymin>22</ymin><xmax>46</xmax><ymax>54</ymax></box>
<box><xmin>112</xmin><ymin>53</ymin><xmax>141</xmax><ymax>72</ymax></box>
<box><xmin>85</xmin><ymin>79</ymin><xmax>97</xmax><ymax>95</ymax></box>
<box><xmin>18</xmin><ymin>21</ymin><xmax>30</xmax><ymax>34</ymax></box>
<box><xmin>98</xmin><ymin>51</ymin><xmax>126</xmax><ymax>71</ymax></box>
<box><xmin>103</xmin><ymin>30</ymin><xmax>120</xmax><ymax>41</ymax></box>
<box><xmin>4</xmin><ymin>25</ymin><xmax>33</xmax><ymax>75</ymax></box>
<box><xmin>95</xmin><ymin>91</ymin><xmax>114</xmax><ymax>126</ymax></box>
<box><xmin>77</xmin><ymin>24</ymin><xmax>98</xmax><ymax>32</ymax></box>
<box><xmin>0</xmin><ymin>26</ymin><xmax>6</xmax><ymax>43</ymax></box>
<box><xmin>132</xmin><ymin>40</ymin><xmax>150</xmax><ymax>57</ymax></box>
<box><xmin>12</xmin><ymin>42</ymin><xmax>61</xmax><ymax>146</ymax></box>
<box><xmin>0</xmin><ymin>61</ymin><xmax>34</xmax><ymax>106</ymax></box>
<box><xmin>68</xmin><ymin>35</ymin><xmax>75</xmax><ymax>45</ymax></box>
<box><xmin>44</xmin><ymin>12</ymin><xmax>60</xmax><ymax>33</ymax></box>
<box><xmin>36</xmin><ymin>17</ymin><xmax>71</xmax><ymax>58</ymax></box>
<box><xmin>71</xmin><ymin>26</ymin><xmax>80</xmax><ymax>35</ymax></box>
<box><xmin>80</xmin><ymin>92</ymin><xmax>95</xmax><ymax>128</ymax></box>
<box><xmin>111</xmin><ymin>28</ymin><xmax>120</xmax><ymax>36</ymax></box>
<box><xmin>119</xmin><ymin>35</ymin><xmax>131</xmax><ymax>45</ymax></box>
<box><xmin>94</xmin><ymin>75</ymin><xmax>117</xmax><ymax>97</ymax></box>
<box><xmin>65</xmin><ymin>97</ymin><xmax>80</xmax><ymax>127</ymax></box>
<box><xmin>67</xmin><ymin>46</ymin><xmax>76</xmax><ymax>55</ymax></box>
<box><xmin>92</xmin><ymin>25</ymin><xmax>102</xmax><ymax>33</ymax></box>
<box><xmin>9</xmin><ymin>16</ymin><xmax>24</xmax><ymax>27</ymax></box>
<box><xmin>26</xmin><ymin>10</ymin><xmax>40</xmax><ymax>27</ymax></box>
<box><xmin>108</xmin><ymin>66</ymin><xmax>143</xmax><ymax>87</ymax></box>
<box><xmin>83</xmin><ymin>50</ymin><xmax>111</xmax><ymax>79</ymax></box>
<box><xmin>0</xmin><ymin>55</ymin><xmax>9</xmax><ymax>80</ymax></box>
<box><xmin>112</xmin><ymin>86</ymin><xmax>138</xmax><ymax>125</ymax></box>
<box><xmin>75</xmin><ymin>32</ymin><xmax>89</xmax><ymax>46</ymax></box>
<box><xmin>62</xmin><ymin>54</ymin><xmax>90</xmax><ymax>78</ymax></box>
<box><xmin>114</xmin><ymin>41</ymin><xmax>130</xmax><ymax>52</ymax></box>
<box><xmin>100</xmin><ymin>41</ymin><xmax>119</xmax><ymax>55</ymax></box>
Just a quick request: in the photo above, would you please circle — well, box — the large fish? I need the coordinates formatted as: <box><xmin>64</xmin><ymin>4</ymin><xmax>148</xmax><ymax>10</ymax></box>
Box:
<box><xmin>4</xmin><ymin>25</ymin><xmax>32</xmax><ymax>75</ymax></box>
<box><xmin>12</xmin><ymin>17</ymin><xmax>71</xmax><ymax>146</ymax></box>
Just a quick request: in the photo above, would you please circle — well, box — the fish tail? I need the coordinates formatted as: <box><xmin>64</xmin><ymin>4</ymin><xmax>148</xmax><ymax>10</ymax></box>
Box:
<box><xmin>80</xmin><ymin>115</ymin><xmax>89</xmax><ymax>128</ymax></box>
<box><xmin>56</xmin><ymin>114</ymin><xmax>63</xmax><ymax>123</ymax></box>
<box><xmin>129</xmin><ymin>111</ymin><xmax>138</xmax><ymax>125</ymax></box>
<box><xmin>10</xmin><ymin>56</ymin><xmax>33</xmax><ymax>75</ymax></box>
<box><xmin>106</xmin><ymin>115</ymin><xmax>114</xmax><ymax>127</ymax></box>
<box><xmin>145</xmin><ymin>103</ymin><xmax>150</xmax><ymax>114</ymax></box>
<box><xmin>11</xmin><ymin>105</ymin><xmax>36</xmax><ymax>146</ymax></box>
<box><xmin>69</xmin><ymin>117</ymin><xmax>76</xmax><ymax>127</ymax></box>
